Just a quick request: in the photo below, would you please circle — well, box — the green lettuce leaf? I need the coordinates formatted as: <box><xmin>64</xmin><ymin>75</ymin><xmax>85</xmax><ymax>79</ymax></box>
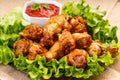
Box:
<box><xmin>0</xmin><ymin>7</ymin><xmax>30</xmax><ymax>34</ymax></box>
<box><xmin>26</xmin><ymin>56</ymin><xmax>48</xmax><ymax>80</ymax></box>
<box><xmin>62</xmin><ymin>0</ymin><xmax>117</xmax><ymax>43</ymax></box>
<box><xmin>98</xmin><ymin>52</ymin><xmax>114</xmax><ymax>66</ymax></box>
<box><xmin>86</xmin><ymin>54</ymin><xmax>104</xmax><ymax>76</ymax></box>
<box><xmin>0</xmin><ymin>7</ymin><xmax>30</xmax><ymax>46</ymax></box>
<box><xmin>0</xmin><ymin>45</ymin><xmax>15</xmax><ymax>64</ymax></box>
<box><xmin>0</xmin><ymin>7</ymin><xmax>30</xmax><ymax>64</ymax></box>
<box><xmin>0</xmin><ymin>1</ymin><xmax>120</xmax><ymax>80</ymax></box>
<box><xmin>0</xmin><ymin>33</ymin><xmax>20</xmax><ymax>47</ymax></box>
<box><xmin>13</xmin><ymin>40</ymin><xmax>120</xmax><ymax>80</ymax></box>
<box><xmin>13</xmin><ymin>53</ymin><xmax>28</xmax><ymax>71</ymax></box>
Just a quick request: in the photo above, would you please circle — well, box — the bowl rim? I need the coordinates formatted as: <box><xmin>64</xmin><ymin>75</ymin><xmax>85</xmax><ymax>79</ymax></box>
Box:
<box><xmin>22</xmin><ymin>0</ymin><xmax>62</xmax><ymax>19</ymax></box>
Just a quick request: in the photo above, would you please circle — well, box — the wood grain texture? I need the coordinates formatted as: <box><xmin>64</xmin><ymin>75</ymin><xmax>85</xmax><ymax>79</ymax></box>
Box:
<box><xmin>88</xmin><ymin>67</ymin><xmax>120</xmax><ymax>80</ymax></box>
<box><xmin>0</xmin><ymin>64</ymin><xmax>29</xmax><ymax>80</ymax></box>
<box><xmin>0</xmin><ymin>0</ymin><xmax>120</xmax><ymax>80</ymax></box>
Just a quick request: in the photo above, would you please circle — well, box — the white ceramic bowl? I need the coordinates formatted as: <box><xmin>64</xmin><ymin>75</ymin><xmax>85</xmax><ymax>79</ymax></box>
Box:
<box><xmin>22</xmin><ymin>0</ymin><xmax>62</xmax><ymax>26</ymax></box>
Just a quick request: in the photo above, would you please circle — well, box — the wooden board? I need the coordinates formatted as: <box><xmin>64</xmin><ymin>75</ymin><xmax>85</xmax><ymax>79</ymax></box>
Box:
<box><xmin>0</xmin><ymin>0</ymin><xmax>120</xmax><ymax>80</ymax></box>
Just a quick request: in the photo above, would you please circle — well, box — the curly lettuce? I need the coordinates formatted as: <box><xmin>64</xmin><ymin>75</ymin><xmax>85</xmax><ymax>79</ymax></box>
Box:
<box><xmin>13</xmin><ymin>40</ymin><xmax>120</xmax><ymax>80</ymax></box>
<box><xmin>0</xmin><ymin>0</ymin><xmax>120</xmax><ymax>80</ymax></box>
<box><xmin>0</xmin><ymin>7</ymin><xmax>30</xmax><ymax>64</ymax></box>
<box><xmin>0</xmin><ymin>45</ymin><xmax>15</xmax><ymax>64</ymax></box>
<box><xmin>62</xmin><ymin>0</ymin><xmax>117</xmax><ymax>43</ymax></box>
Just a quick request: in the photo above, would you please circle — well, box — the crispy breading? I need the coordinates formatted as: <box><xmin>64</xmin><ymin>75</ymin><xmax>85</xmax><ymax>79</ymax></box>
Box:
<box><xmin>45</xmin><ymin>41</ymin><xmax>60</xmax><ymax>61</ymax></box>
<box><xmin>58</xmin><ymin>30</ymin><xmax>76</xmax><ymax>57</ymax></box>
<box><xmin>13</xmin><ymin>38</ymin><xmax>32</xmax><ymax>57</ymax></box>
<box><xmin>28</xmin><ymin>42</ymin><xmax>48</xmax><ymax>60</ymax></box>
<box><xmin>69</xmin><ymin>16</ymin><xmax>87</xmax><ymax>33</ymax></box>
<box><xmin>19</xmin><ymin>24</ymin><xmax>43</xmax><ymax>40</ymax></box>
<box><xmin>72</xmin><ymin>32</ymin><xmax>93</xmax><ymax>49</ymax></box>
<box><xmin>67</xmin><ymin>49</ymin><xmax>87</xmax><ymax>68</ymax></box>
<box><xmin>13</xmin><ymin>15</ymin><xmax>118</xmax><ymax>67</ymax></box>
<box><xmin>40</xmin><ymin>15</ymin><xmax>66</xmax><ymax>46</ymax></box>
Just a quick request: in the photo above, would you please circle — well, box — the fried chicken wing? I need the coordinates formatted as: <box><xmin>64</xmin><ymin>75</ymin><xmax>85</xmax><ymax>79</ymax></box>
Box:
<box><xmin>87</xmin><ymin>40</ymin><xmax>118</xmax><ymax>57</ymax></box>
<box><xmin>58</xmin><ymin>30</ymin><xmax>76</xmax><ymax>57</ymax></box>
<box><xmin>68</xmin><ymin>16</ymin><xmax>87</xmax><ymax>33</ymax></box>
<box><xmin>106</xmin><ymin>46</ymin><xmax>118</xmax><ymax>57</ymax></box>
<box><xmin>87</xmin><ymin>40</ymin><xmax>102</xmax><ymax>56</ymax></box>
<box><xmin>67</xmin><ymin>49</ymin><xmax>87</xmax><ymax>68</ymax></box>
<box><xmin>19</xmin><ymin>24</ymin><xmax>43</xmax><ymax>40</ymax></box>
<box><xmin>13</xmin><ymin>14</ymin><xmax>119</xmax><ymax>68</ymax></box>
<box><xmin>40</xmin><ymin>30</ymin><xmax>55</xmax><ymax>46</ymax></box>
<box><xmin>28</xmin><ymin>42</ymin><xmax>48</xmax><ymax>60</ymax></box>
<box><xmin>45</xmin><ymin>41</ymin><xmax>60</xmax><ymax>61</ymax></box>
<box><xmin>71</xmin><ymin>23</ymin><xmax>87</xmax><ymax>33</ymax></box>
<box><xmin>62</xmin><ymin>20</ymin><xmax>72</xmax><ymax>31</ymax></box>
<box><xmin>45</xmin><ymin>30</ymin><xmax>76</xmax><ymax>60</ymax></box>
<box><xmin>13</xmin><ymin>38</ymin><xmax>32</xmax><ymax>57</ymax></box>
<box><xmin>40</xmin><ymin>15</ymin><xmax>66</xmax><ymax>46</ymax></box>
<box><xmin>72</xmin><ymin>32</ymin><xmax>93</xmax><ymax>49</ymax></box>
<box><xmin>45</xmin><ymin>15</ymin><xmax>66</xmax><ymax>35</ymax></box>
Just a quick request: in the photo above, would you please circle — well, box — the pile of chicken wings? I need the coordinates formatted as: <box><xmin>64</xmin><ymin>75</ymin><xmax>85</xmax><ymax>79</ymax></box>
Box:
<box><xmin>13</xmin><ymin>15</ymin><xmax>118</xmax><ymax>68</ymax></box>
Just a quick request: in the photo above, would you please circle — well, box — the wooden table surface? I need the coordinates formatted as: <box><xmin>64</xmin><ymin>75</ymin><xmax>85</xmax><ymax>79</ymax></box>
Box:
<box><xmin>0</xmin><ymin>0</ymin><xmax>120</xmax><ymax>80</ymax></box>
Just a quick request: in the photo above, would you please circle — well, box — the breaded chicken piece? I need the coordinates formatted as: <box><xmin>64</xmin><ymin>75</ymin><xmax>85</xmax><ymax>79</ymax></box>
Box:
<box><xmin>45</xmin><ymin>30</ymin><xmax>76</xmax><ymax>61</ymax></box>
<box><xmin>45</xmin><ymin>15</ymin><xmax>66</xmax><ymax>35</ymax></box>
<box><xmin>41</xmin><ymin>15</ymin><xmax>66</xmax><ymax>46</ymax></box>
<box><xmin>106</xmin><ymin>46</ymin><xmax>118</xmax><ymax>57</ymax></box>
<box><xmin>40</xmin><ymin>30</ymin><xmax>55</xmax><ymax>47</ymax></box>
<box><xmin>28</xmin><ymin>42</ymin><xmax>48</xmax><ymax>60</ymax></box>
<box><xmin>68</xmin><ymin>16</ymin><xmax>87</xmax><ymax>33</ymax></box>
<box><xmin>87</xmin><ymin>40</ymin><xmax>118</xmax><ymax>57</ymax></box>
<box><xmin>67</xmin><ymin>49</ymin><xmax>87</xmax><ymax>68</ymax></box>
<box><xmin>58</xmin><ymin>30</ymin><xmax>76</xmax><ymax>57</ymax></box>
<box><xmin>19</xmin><ymin>24</ymin><xmax>43</xmax><ymax>40</ymax></box>
<box><xmin>62</xmin><ymin>20</ymin><xmax>72</xmax><ymax>31</ymax></box>
<box><xmin>87</xmin><ymin>40</ymin><xmax>102</xmax><ymax>56</ymax></box>
<box><xmin>45</xmin><ymin>41</ymin><xmax>60</xmax><ymax>61</ymax></box>
<box><xmin>72</xmin><ymin>32</ymin><xmax>93</xmax><ymax>49</ymax></box>
<box><xmin>13</xmin><ymin>38</ymin><xmax>32</xmax><ymax>57</ymax></box>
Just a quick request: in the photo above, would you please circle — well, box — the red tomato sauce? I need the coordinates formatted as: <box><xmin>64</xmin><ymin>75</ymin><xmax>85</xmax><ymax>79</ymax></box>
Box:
<box><xmin>26</xmin><ymin>3</ymin><xmax>60</xmax><ymax>18</ymax></box>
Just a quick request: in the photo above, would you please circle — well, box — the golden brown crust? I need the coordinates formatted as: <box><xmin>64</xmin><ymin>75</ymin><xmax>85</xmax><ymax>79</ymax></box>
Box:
<box><xmin>28</xmin><ymin>42</ymin><xmax>48</xmax><ymax>60</ymax></box>
<box><xmin>68</xmin><ymin>16</ymin><xmax>87</xmax><ymax>33</ymax></box>
<box><xmin>19</xmin><ymin>24</ymin><xmax>43</xmax><ymax>40</ymax></box>
<box><xmin>45</xmin><ymin>41</ymin><xmax>60</xmax><ymax>61</ymax></box>
<box><xmin>58</xmin><ymin>30</ymin><xmax>76</xmax><ymax>57</ymax></box>
<box><xmin>72</xmin><ymin>32</ymin><xmax>93</xmax><ymax>49</ymax></box>
<box><xmin>67</xmin><ymin>49</ymin><xmax>87</xmax><ymax>68</ymax></box>
<box><xmin>13</xmin><ymin>38</ymin><xmax>32</xmax><ymax>57</ymax></box>
<box><xmin>13</xmin><ymin>15</ymin><xmax>118</xmax><ymax>68</ymax></box>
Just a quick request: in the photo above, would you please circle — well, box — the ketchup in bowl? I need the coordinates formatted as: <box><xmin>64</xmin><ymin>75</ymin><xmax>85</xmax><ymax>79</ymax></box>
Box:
<box><xmin>26</xmin><ymin>3</ymin><xmax>60</xmax><ymax>18</ymax></box>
